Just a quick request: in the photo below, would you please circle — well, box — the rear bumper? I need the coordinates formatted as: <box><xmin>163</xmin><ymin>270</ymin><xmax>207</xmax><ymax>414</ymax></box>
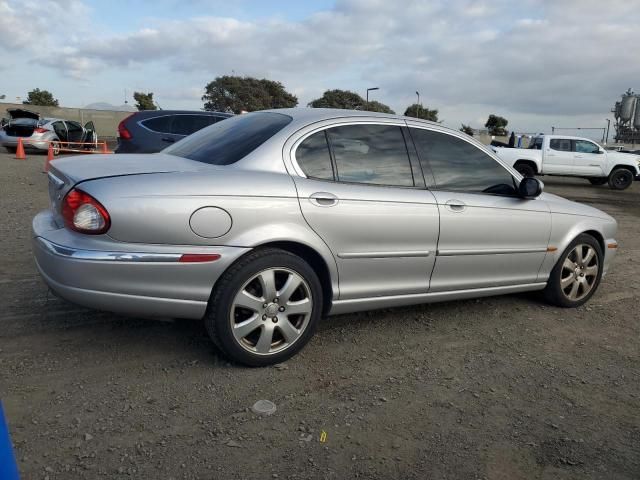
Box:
<box><xmin>32</xmin><ymin>210</ymin><xmax>250</xmax><ymax>319</ymax></box>
<box><xmin>1</xmin><ymin>137</ymin><xmax>49</xmax><ymax>150</ymax></box>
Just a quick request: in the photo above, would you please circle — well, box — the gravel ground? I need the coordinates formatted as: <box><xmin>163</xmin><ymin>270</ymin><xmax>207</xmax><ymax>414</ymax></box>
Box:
<box><xmin>1</xmin><ymin>149</ymin><xmax>639</xmax><ymax>480</ymax></box>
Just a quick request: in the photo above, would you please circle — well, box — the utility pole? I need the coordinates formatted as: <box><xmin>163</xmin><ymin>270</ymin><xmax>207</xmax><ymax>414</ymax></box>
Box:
<box><xmin>416</xmin><ymin>91</ymin><xmax>421</xmax><ymax>117</ymax></box>
<box><xmin>366</xmin><ymin>87</ymin><xmax>379</xmax><ymax>110</ymax></box>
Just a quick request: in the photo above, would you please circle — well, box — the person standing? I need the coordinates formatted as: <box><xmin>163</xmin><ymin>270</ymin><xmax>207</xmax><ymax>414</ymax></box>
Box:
<box><xmin>508</xmin><ymin>131</ymin><xmax>515</xmax><ymax>147</ymax></box>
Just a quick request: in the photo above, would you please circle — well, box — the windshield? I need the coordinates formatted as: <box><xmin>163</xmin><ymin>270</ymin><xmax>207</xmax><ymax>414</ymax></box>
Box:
<box><xmin>164</xmin><ymin>112</ymin><xmax>292</xmax><ymax>165</ymax></box>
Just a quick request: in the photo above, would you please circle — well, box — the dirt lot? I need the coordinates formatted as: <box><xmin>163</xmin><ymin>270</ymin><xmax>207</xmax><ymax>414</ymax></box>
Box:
<box><xmin>1</xmin><ymin>149</ymin><xmax>638</xmax><ymax>480</ymax></box>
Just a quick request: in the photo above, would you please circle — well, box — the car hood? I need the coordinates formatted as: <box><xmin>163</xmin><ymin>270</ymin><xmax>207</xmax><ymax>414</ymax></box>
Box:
<box><xmin>7</xmin><ymin>108</ymin><xmax>41</xmax><ymax>120</ymax></box>
<box><xmin>49</xmin><ymin>153</ymin><xmax>205</xmax><ymax>186</ymax></box>
<box><xmin>541</xmin><ymin>192</ymin><xmax>613</xmax><ymax>220</ymax></box>
<box><xmin>607</xmin><ymin>150</ymin><xmax>640</xmax><ymax>165</ymax></box>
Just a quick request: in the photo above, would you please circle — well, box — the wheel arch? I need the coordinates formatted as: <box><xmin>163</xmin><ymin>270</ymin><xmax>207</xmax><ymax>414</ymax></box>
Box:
<box><xmin>514</xmin><ymin>159</ymin><xmax>538</xmax><ymax>173</ymax></box>
<box><xmin>610</xmin><ymin>164</ymin><xmax>638</xmax><ymax>176</ymax></box>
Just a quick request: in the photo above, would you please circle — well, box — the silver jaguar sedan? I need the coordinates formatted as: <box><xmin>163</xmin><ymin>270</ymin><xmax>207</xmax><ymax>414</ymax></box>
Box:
<box><xmin>32</xmin><ymin>108</ymin><xmax>618</xmax><ymax>366</ymax></box>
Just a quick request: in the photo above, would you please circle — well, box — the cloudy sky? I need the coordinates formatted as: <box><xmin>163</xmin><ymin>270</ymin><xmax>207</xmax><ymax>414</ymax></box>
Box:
<box><xmin>0</xmin><ymin>0</ymin><xmax>637</xmax><ymax>136</ymax></box>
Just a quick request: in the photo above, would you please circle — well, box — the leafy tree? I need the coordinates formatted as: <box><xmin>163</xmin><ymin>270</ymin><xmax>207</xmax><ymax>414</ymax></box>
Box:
<box><xmin>23</xmin><ymin>88</ymin><xmax>59</xmax><ymax>107</ymax></box>
<box><xmin>308</xmin><ymin>89</ymin><xmax>364</xmax><ymax>110</ymax></box>
<box><xmin>366</xmin><ymin>100</ymin><xmax>395</xmax><ymax>114</ymax></box>
<box><xmin>133</xmin><ymin>92</ymin><xmax>157</xmax><ymax>111</ymax></box>
<box><xmin>404</xmin><ymin>104</ymin><xmax>438</xmax><ymax>122</ymax></box>
<box><xmin>485</xmin><ymin>114</ymin><xmax>509</xmax><ymax>136</ymax></box>
<box><xmin>460</xmin><ymin>124</ymin><xmax>474</xmax><ymax>136</ymax></box>
<box><xmin>202</xmin><ymin>76</ymin><xmax>297</xmax><ymax>113</ymax></box>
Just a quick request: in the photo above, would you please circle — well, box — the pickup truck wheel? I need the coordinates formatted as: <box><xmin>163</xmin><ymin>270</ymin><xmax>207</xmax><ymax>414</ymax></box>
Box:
<box><xmin>514</xmin><ymin>163</ymin><xmax>535</xmax><ymax>178</ymax></box>
<box><xmin>204</xmin><ymin>248</ymin><xmax>322</xmax><ymax>367</ymax></box>
<box><xmin>543</xmin><ymin>234</ymin><xmax>603</xmax><ymax>308</ymax></box>
<box><xmin>608</xmin><ymin>168</ymin><xmax>633</xmax><ymax>190</ymax></box>
<box><xmin>588</xmin><ymin>178</ymin><xmax>607</xmax><ymax>186</ymax></box>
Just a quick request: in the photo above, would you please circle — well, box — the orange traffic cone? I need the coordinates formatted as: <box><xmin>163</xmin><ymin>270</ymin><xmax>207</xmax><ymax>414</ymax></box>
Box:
<box><xmin>15</xmin><ymin>138</ymin><xmax>26</xmax><ymax>160</ymax></box>
<box><xmin>101</xmin><ymin>141</ymin><xmax>108</xmax><ymax>154</ymax></box>
<box><xmin>44</xmin><ymin>143</ymin><xmax>54</xmax><ymax>172</ymax></box>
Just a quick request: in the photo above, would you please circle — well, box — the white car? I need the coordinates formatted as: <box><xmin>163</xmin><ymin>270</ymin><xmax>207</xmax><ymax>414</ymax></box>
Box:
<box><xmin>493</xmin><ymin>135</ymin><xmax>640</xmax><ymax>190</ymax></box>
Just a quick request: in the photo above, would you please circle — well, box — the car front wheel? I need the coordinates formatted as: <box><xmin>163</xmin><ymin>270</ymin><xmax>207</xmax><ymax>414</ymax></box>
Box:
<box><xmin>204</xmin><ymin>248</ymin><xmax>322</xmax><ymax>367</ymax></box>
<box><xmin>608</xmin><ymin>168</ymin><xmax>634</xmax><ymax>190</ymax></box>
<box><xmin>543</xmin><ymin>234</ymin><xmax>603</xmax><ymax>308</ymax></box>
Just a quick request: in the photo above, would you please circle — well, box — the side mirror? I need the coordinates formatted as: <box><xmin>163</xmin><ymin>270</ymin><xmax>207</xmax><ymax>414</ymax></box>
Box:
<box><xmin>518</xmin><ymin>177</ymin><xmax>543</xmax><ymax>199</ymax></box>
<box><xmin>597</xmin><ymin>149</ymin><xmax>605</xmax><ymax>154</ymax></box>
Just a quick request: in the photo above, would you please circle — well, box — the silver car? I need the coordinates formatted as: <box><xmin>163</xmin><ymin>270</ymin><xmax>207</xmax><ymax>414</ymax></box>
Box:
<box><xmin>32</xmin><ymin>109</ymin><xmax>618</xmax><ymax>366</ymax></box>
<box><xmin>1</xmin><ymin>108</ymin><xmax>97</xmax><ymax>154</ymax></box>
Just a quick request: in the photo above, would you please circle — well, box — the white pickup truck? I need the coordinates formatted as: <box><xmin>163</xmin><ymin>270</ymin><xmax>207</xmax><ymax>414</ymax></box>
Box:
<box><xmin>493</xmin><ymin>135</ymin><xmax>640</xmax><ymax>190</ymax></box>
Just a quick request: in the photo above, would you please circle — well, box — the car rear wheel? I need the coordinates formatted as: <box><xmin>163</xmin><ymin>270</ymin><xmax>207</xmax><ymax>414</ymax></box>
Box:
<box><xmin>514</xmin><ymin>162</ymin><xmax>535</xmax><ymax>178</ymax></box>
<box><xmin>608</xmin><ymin>168</ymin><xmax>633</xmax><ymax>190</ymax></box>
<box><xmin>588</xmin><ymin>178</ymin><xmax>607</xmax><ymax>186</ymax></box>
<box><xmin>204</xmin><ymin>248</ymin><xmax>322</xmax><ymax>367</ymax></box>
<box><xmin>543</xmin><ymin>234</ymin><xmax>603</xmax><ymax>308</ymax></box>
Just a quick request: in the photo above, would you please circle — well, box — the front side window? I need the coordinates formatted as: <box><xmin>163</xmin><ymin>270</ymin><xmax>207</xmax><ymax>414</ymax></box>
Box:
<box><xmin>574</xmin><ymin>140</ymin><xmax>600</xmax><ymax>154</ymax></box>
<box><xmin>550</xmin><ymin>138</ymin><xmax>572</xmax><ymax>151</ymax></box>
<box><xmin>326</xmin><ymin>124</ymin><xmax>414</xmax><ymax>187</ymax></box>
<box><xmin>165</xmin><ymin>112</ymin><xmax>292</xmax><ymax>165</ymax></box>
<box><xmin>141</xmin><ymin>116</ymin><xmax>173</xmax><ymax>134</ymax></box>
<box><xmin>296</xmin><ymin>131</ymin><xmax>334</xmax><ymax>180</ymax></box>
<box><xmin>411</xmin><ymin>128</ymin><xmax>516</xmax><ymax>195</ymax></box>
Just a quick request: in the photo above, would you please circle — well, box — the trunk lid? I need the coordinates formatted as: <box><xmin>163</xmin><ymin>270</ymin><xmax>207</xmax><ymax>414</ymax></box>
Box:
<box><xmin>7</xmin><ymin>108</ymin><xmax>41</xmax><ymax>120</ymax></box>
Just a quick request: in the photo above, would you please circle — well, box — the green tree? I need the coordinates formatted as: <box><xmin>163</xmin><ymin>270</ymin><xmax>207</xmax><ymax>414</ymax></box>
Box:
<box><xmin>23</xmin><ymin>88</ymin><xmax>59</xmax><ymax>107</ymax></box>
<box><xmin>202</xmin><ymin>76</ymin><xmax>297</xmax><ymax>113</ymax></box>
<box><xmin>460</xmin><ymin>124</ymin><xmax>474</xmax><ymax>136</ymax></box>
<box><xmin>366</xmin><ymin>100</ymin><xmax>395</xmax><ymax>114</ymax></box>
<box><xmin>485</xmin><ymin>114</ymin><xmax>509</xmax><ymax>136</ymax></box>
<box><xmin>404</xmin><ymin>104</ymin><xmax>438</xmax><ymax>122</ymax></box>
<box><xmin>308</xmin><ymin>89</ymin><xmax>364</xmax><ymax>110</ymax></box>
<box><xmin>133</xmin><ymin>92</ymin><xmax>157</xmax><ymax>111</ymax></box>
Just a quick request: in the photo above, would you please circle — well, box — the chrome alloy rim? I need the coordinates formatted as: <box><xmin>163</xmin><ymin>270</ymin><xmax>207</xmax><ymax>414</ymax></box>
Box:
<box><xmin>560</xmin><ymin>244</ymin><xmax>599</xmax><ymax>301</ymax></box>
<box><xmin>230</xmin><ymin>267</ymin><xmax>313</xmax><ymax>355</ymax></box>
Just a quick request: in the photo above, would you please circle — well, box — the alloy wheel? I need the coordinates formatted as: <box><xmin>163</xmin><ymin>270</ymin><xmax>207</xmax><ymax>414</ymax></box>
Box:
<box><xmin>230</xmin><ymin>267</ymin><xmax>313</xmax><ymax>355</ymax></box>
<box><xmin>560</xmin><ymin>244</ymin><xmax>599</xmax><ymax>301</ymax></box>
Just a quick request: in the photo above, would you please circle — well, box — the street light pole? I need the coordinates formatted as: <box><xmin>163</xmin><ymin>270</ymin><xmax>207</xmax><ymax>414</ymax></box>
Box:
<box><xmin>416</xmin><ymin>91</ymin><xmax>420</xmax><ymax>117</ymax></box>
<box><xmin>366</xmin><ymin>87</ymin><xmax>379</xmax><ymax>110</ymax></box>
<box><xmin>605</xmin><ymin>118</ymin><xmax>611</xmax><ymax>144</ymax></box>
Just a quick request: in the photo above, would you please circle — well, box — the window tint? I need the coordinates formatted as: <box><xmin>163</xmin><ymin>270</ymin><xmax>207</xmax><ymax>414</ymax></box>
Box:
<box><xmin>326</xmin><ymin>124</ymin><xmax>413</xmax><ymax>187</ymax></box>
<box><xmin>411</xmin><ymin>128</ymin><xmax>516</xmax><ymax>195</ymax></box>
<box><xmin>172</xmin><ymin>115</ymin><xmax>214</xmax><ymax>136</ymax></box>
<box><xmin>142</xmin><ymin>116</ymin><xmax>173</xmax><ymax>134</ymax></box>
<box><xmin>528</xmin><ymin>137</ymin><xmax>543</xmax><ymax>150</ymax></box>
<box><xmin>66</xmin><ymin>121</ymin><xmax>83</xmax><ymax>133</ymax></box>
<box><xmin>574</xmin><ymin>139</ymin><xmax>599</xmax><ymax>154</ymax></box>
<box><xmin>164</xmin><ymin>112</ymin><xmax>292</xmax><ymax>165</ymax></box>
<box><xmin>550</xmin><ymin>138</ymin><xmax>572</xmax><ymax>151</ymax></box>
<box><xmin>52</xmin><ymin>121</ymin><xmax>66</xmax><ymax>138</ymax></box>
<box><xmin>296</xmin><ymin>131</ymin><xmax>334</xmax><ymax>180</ymax></box>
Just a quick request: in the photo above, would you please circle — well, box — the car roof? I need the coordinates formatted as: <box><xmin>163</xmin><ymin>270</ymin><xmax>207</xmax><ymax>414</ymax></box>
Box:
<box><xmin>129</xmin><ymin>110</ymin><xmax>232</xmax><ymax>118</ymax></box>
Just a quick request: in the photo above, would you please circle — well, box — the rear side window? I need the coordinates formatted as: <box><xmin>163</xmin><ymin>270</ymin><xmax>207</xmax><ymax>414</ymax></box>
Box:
<box><xmin>528</xmin><ymin>137</ymin><xmax>543</xmax><ymax>150</ymax></box>
<box><xmin>550</xmin><ymin>138</ymin><xmax>571</xmax><ymax>151</ymax></box>
<box><xmin>411</xmin><ymin>128</ymin><xmax>516</xmax><ymax>195</ymax></box>
<box><xmin>296</xmin><ymin>131</ymin><xmax>334</xmax><ymax>180</ymax></box>
<box><xmin>164</xmin><ymin>112</ymin><xmax>292</xmax><ymax>165</ymax></box>
<box><xmin>326</xmin><ymin>124</ymin><xmax>414</xmax><ymax>187</ymax></box>
<box><xmin>172</xmin><ymin>115</ymin><xmax>214</xmax><ymax>136</ymax></box>
<box><xmin>141</xmin><ymin>116</ymin><xmax>173</xmax><ymax>134</ymax></box>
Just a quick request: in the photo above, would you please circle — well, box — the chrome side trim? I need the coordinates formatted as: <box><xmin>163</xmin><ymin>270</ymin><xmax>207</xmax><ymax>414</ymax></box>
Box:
<box><xmin>437</xmin><ymin>247</ymin><xmax>547</xmax><ymax>256</ymax></box>
<box><xmin>36</xmin><ymin>237</ymin><xmax>182</xmax><ymax>262</ymax></box>
<box><xmin>329</xmin><ymin>282</ymin><xmax>547</xmax><ymax>315</ymax></box>
<box><xmin>338</xmin><ymin>250</ymin><xmax>431</xmax><ymax>259</ymax></box>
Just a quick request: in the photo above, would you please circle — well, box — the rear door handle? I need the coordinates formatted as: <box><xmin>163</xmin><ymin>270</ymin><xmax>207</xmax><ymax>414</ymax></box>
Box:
<box><xmin>309</xmin><ymin>192</ymin><xmax>338</xmax><ymax>207</ymax></box>
<box><xmin>161</xmin><ymin>137</ymin><xmax>175</xmax><ymax>143</ymax></box>
<box><xmin>444</xmin><ymin>199</ymin><xmax>466</xmax><ymax>212</ymax></box>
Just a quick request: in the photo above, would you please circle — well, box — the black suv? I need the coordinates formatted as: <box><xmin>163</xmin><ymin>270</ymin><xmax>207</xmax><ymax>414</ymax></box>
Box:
<box><xmin>115</xmin><ymin>110</ymin><xmax>232</xmax><ymax>153</ymax></box>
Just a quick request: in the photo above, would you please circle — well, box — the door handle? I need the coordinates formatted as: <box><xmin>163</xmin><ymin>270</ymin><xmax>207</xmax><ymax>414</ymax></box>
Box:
<box><xmin>444</xmin><ymin>199</ymin><xmax>466</xmax><ymax>212</ymax></box>
<box><xmin>309</xmin><ymin>192</ymin><xmax>338</xmax><ymax>207</ymax></box>
<box><xmin>161</xmin><ymin>137</ymin><xmax>175</xmax><ymax>143</ymax></box>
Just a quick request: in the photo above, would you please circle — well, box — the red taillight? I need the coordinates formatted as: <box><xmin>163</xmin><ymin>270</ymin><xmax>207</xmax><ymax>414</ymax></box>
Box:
<box><xmin>62</xmin><ymin>189</ymin><xmax>111</xmax><ymax>234</ymax></box>
<box><xmin>34</xmin><ymin>127</ymin><xmax>48</xmax><ymax>134</ymax></box>
<box><xmin>117</xmin><ymin>114</ymin><xmax>134</xmax><ymax>140</ymax></box>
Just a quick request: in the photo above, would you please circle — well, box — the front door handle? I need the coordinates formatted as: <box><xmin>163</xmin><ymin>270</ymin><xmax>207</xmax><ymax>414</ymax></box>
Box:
<box><xmin>309</xmin><ymin>192</ymin><xmax>338</xmax><ymax>207</ymax></box>
<box><xmin>445</xmin><ymin>199</ymin><xmax>466</xmax><ymax>212</ymax></box>
<box><xmin>161</xmin><ymin>137</ymin><xmax>176</xmax><ymax>143</ymax></box>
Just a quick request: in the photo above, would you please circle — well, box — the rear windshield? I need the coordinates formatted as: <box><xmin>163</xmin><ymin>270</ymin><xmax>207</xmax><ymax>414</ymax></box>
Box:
<box><xmin>10</xmin><ymin>118</ymin><xmax>40</xmax><ymax>126</ymax></box>
<box><xmin>164</xmin><ymin>112</ymin><xmax>292</xmax><ymax>165</ymax></box>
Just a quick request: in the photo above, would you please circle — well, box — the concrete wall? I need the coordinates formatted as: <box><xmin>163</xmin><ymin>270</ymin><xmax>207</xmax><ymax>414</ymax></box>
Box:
<box><xmin>0</xmin><ymin>102</ymin><xmax>132</xmax><ymax>140</ymax></box>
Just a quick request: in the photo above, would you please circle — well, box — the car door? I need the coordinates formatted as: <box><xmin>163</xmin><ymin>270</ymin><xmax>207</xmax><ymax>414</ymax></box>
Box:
<box><xmin>544</xmin><ymin>138</ymin><xmax>574</xmax><ymax>174</ymax></box>
<box><xmin>51</xmin><ymin>121</ymin><xmax>67</xmax><ymax>142</ymax></box>
<box><xmin>572</xmin><ymin>139</ymin><xmax>605</xmax><ymax>176</ymax></box>
<box><xmin>65</xmin><ymin>121</ymin><xmax>85</xmax><ymax>146</ymax></box>
<box><xmin>408</xmin><ymin>125</ymin><xmax>551</xmax><ymax>292</ymax></box>
<box><xmin>82</xmin><ymin>121</ymin><xmax>97</xmax><ymax>148</ymax></box>
<box><xmin>139</xmin><ymin>115</ymin><xmax>176</xmax><ymax>148</ymax></box>
<box><xmin>289</xmin><ymin>121</ymin><xmax>440</xmax><ymax>300</ymax></box>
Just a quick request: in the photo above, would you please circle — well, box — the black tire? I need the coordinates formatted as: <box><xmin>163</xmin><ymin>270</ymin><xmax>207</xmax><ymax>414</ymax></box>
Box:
<box><xmin>608</xmin><ymin>168</ymin><xmax>634</xmax><ymax>190</ymax></box>
<box><xmin>204</xmin><ymin>248</ymin><xmax>322</xmax><ymax>367</ymax></box>
<box><xmin>543</xmin><ymin>234</ymin><xmax>603</xmax><ymax>308</ymax></box>
<box><xmin>514</xmin><ymin>162</ymin><xmax>535</xmax><ymax>178</ymax></box>
<box><xmin>588</xmin><ymin>178</ymin><xmax>607</xmax><ymax>186</ymax></box>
